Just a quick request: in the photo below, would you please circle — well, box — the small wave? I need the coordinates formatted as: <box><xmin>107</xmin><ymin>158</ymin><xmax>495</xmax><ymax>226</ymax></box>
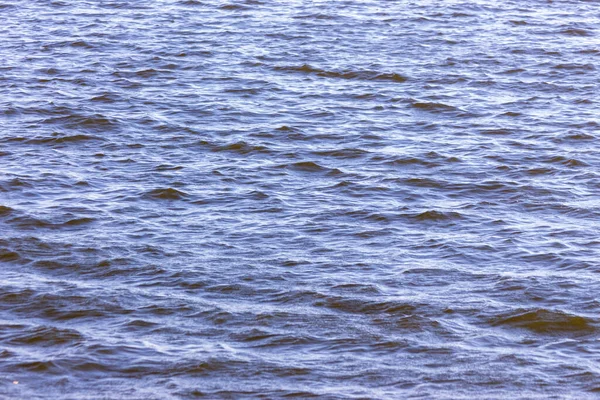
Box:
<box><xmin>525</xmin><ymin>167</ymin><xmax>555</xmax><ymax>176</ymax></box>
<box><xmin>135</xmin><ymin>69</ymin><xmax>161</xmax><ymax>78</ymax></box>
<box><xmin>344</xmin><ymin>210</ymin><xmax>392</xmax><ymax>223</ymax></box>
<box><xmin>282</xmin><ymin>161</ymin><xmax>328</xmax><ymax>173</ymax></box>
<box><xmin>411</xmin><ymin>210</ymin><xmax>464</xmax><ymax>222</ymax></box>
<box><xmin>480</xmin><ymin>129</ymin><xmax>513</xmax><ymax>135</ymax></box>
<box><xmin>223</xmin><ymin>87</ymin><xmax>263</xmax><ymax>95</ymax></box>
<box><xmin>375</xmin><ymin>155</ymin><xmax>438</xmax><ymax>167</ymax></box>
<box><xmin>499</xmin><ymin>111</ymin><xmax>522</xmax><ymax>117</ymax></box>
<box><xmin>491</xmin><ymin>309</ymin><xmax>596</xmax><ymax>335</ymax></box>
<box><xmin>501</xmin><ymin>68</ymin><xmax>526</xmax><ymax>74</ymax></box>
<box><xmin>274</xmin><ymin>64</ymin><xmax>407</xmax><ymax>83</ymax></box>
<box><xmin>269</xmin><ymin>288</ymin><xmax>421</xmax><ymax>320</ymax></box>
<box><xmin>411</xmin><ymin>101</ymin><xmax>458</xmax><ymax>112</ymax></box>
<box><xmin>545</xmin><ymin>156</ymin><xmax>587</xmax><ymax>167</ymax></box>
<box><xmin>211</xmin><ymin>141</ymin><xmax>271</xmax><ymax>155</ymax></box>
<box><xmin>9</xmin><ymin>360</ymin><xmax>62</xmax><ymax>373</ymax></box>
<box><xmin>0</xmin><ymin>205</ymin><xmax>14</xmax><ymax>216</ymax></box>
<box><xmin>42</xmin><ymin>114</ymin><xmax>119</xmax><ymax>132</ymax></box>
<box><xmin>561</xmin><ymin>133</ymin><xmax>595</xmax><ymax>141</ymax></box>
<box><xmin>293</xmin><ymin>13</ymin><xmax>336</xmax><ymax>20</ymax></box>
<box><xmin>315</xmin><ymin>296</ymin><xmax>417</xmax><ymax>316</ymax></box>
<box><xmin>8</xmin><ymin>216</ymin><xmax>53</xmax><ymax>229</ymax></box>
<box><xmin>230</xmin><ymin>328</ymin><xmax>318</xmax><ymax>348</ymax></box>
<box><xmin>26</xmin><ymin>134</ymin><xmax>104</xmax><ymax>144</ymax></box>
<box><xmin>560</xmin><ymin>28</ymin><xmax>593</xmax><ymax>37</ymax></box>
<box><xmin>312</xmin><ymin>148</ymin><xmax>369</xmax><ymax>159</ymax></box>
<box><xmin>37</xmin><ymin>67</ymin><xmax>60</xmax><ymax>75</ymax></box>
<box><xmin>331</xmin><ymin>283</ymin><xmax>382</xmax><ymax>294</ymax></box>
<box><xmin>178</xmin><ymin>0</ymin><xmax>203</xmax><ymax>5</ymax></box>
<box><xmin>275</xmin><ymin>125</ymin><xmax>295</xmax><ymax>132</ymax></box>
<box><xmin>143</xmin><ymin>188</ymin><xmax>188</xmax><ymax>200</ymax></box>
<box><xmin>0</xmin><ymin>178</ymin><xmax>33</xmax><ymax>191</ymax></box>
<box><xmin>0</xmin><ymin>249</ymin><xmax>19</xmax><ymax>262</ymax></box>
<box><xmin>90</xmin><ymin>93</ymin><xmax>121</xmax><ymax>103</ymax></box>
<box><xmin>70</xmin><ymin>40</ymin><xmax>93</xmax><ymax>49</ymax></box>
<box><xmin>220</xmin><ymin>3</ymin><xmax>248</xmax><ymax>10</ymax></box>
<box><xmin>402</xmin><ymin>177</ymin><xmax>445</xmax><ymax>188</ymax></box>
<box><xmin>63</xmin><ymin>217</ymin><xmax>95</xmax><ymax>226</ymax></box>
<box><xmin>7</xmin><ymin>214</ymin><xmax>95</xmax><ymax>229</ymax></box>
<box><xmin>7</xmin><ymin>325</ymin><xmax>85</xmax><ymax>346</ymax></box>
<box><xmin>154</xmin><ymin>164</ymin><xmax>184</xmax><ymax>171</ymax></box>
<box><xmin>553</xmin><ymin>63</ymin><xmax>595</xmax><ymax>71</ymax></box>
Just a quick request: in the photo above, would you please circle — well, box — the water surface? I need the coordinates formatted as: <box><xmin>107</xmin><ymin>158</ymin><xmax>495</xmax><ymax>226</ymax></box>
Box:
<box><xmin>1</xmin><ymin>0</ymin><xmax>600</xmax><ymax>398</ymax></box>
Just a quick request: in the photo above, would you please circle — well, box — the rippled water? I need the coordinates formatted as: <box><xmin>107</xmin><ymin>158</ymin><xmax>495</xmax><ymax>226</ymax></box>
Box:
<box><xmin>1</xmin><ymin>0</ymin><xmax>599</xmax><ymax>398</ymax></box>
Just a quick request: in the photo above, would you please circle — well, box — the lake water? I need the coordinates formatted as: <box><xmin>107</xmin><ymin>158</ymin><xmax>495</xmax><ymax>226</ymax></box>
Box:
<box><xmin>1</xmin><ymin>0</ymin><xmax>599</xmax><ymax>398</ymax></box>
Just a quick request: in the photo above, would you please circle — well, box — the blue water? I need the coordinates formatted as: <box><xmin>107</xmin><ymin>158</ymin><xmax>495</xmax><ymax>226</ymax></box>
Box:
<box><xmin>1</xmin><ymin>0</ymin><xmax>599</xmax><ymax>398</ymax></box>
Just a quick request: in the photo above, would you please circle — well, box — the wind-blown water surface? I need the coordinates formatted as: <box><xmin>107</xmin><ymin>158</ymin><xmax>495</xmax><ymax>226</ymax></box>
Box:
<box><xmin>1</xmin><ymin>0</ymin><xmax>599</xmax><ymax>398</ymax></box>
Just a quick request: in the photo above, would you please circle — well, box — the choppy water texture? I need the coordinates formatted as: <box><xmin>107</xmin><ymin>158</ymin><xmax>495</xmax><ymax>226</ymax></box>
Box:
<box><xmin>1</xmin><ymin>0</ymin><xmax>599</xmax><ymax>398</ymax></box>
